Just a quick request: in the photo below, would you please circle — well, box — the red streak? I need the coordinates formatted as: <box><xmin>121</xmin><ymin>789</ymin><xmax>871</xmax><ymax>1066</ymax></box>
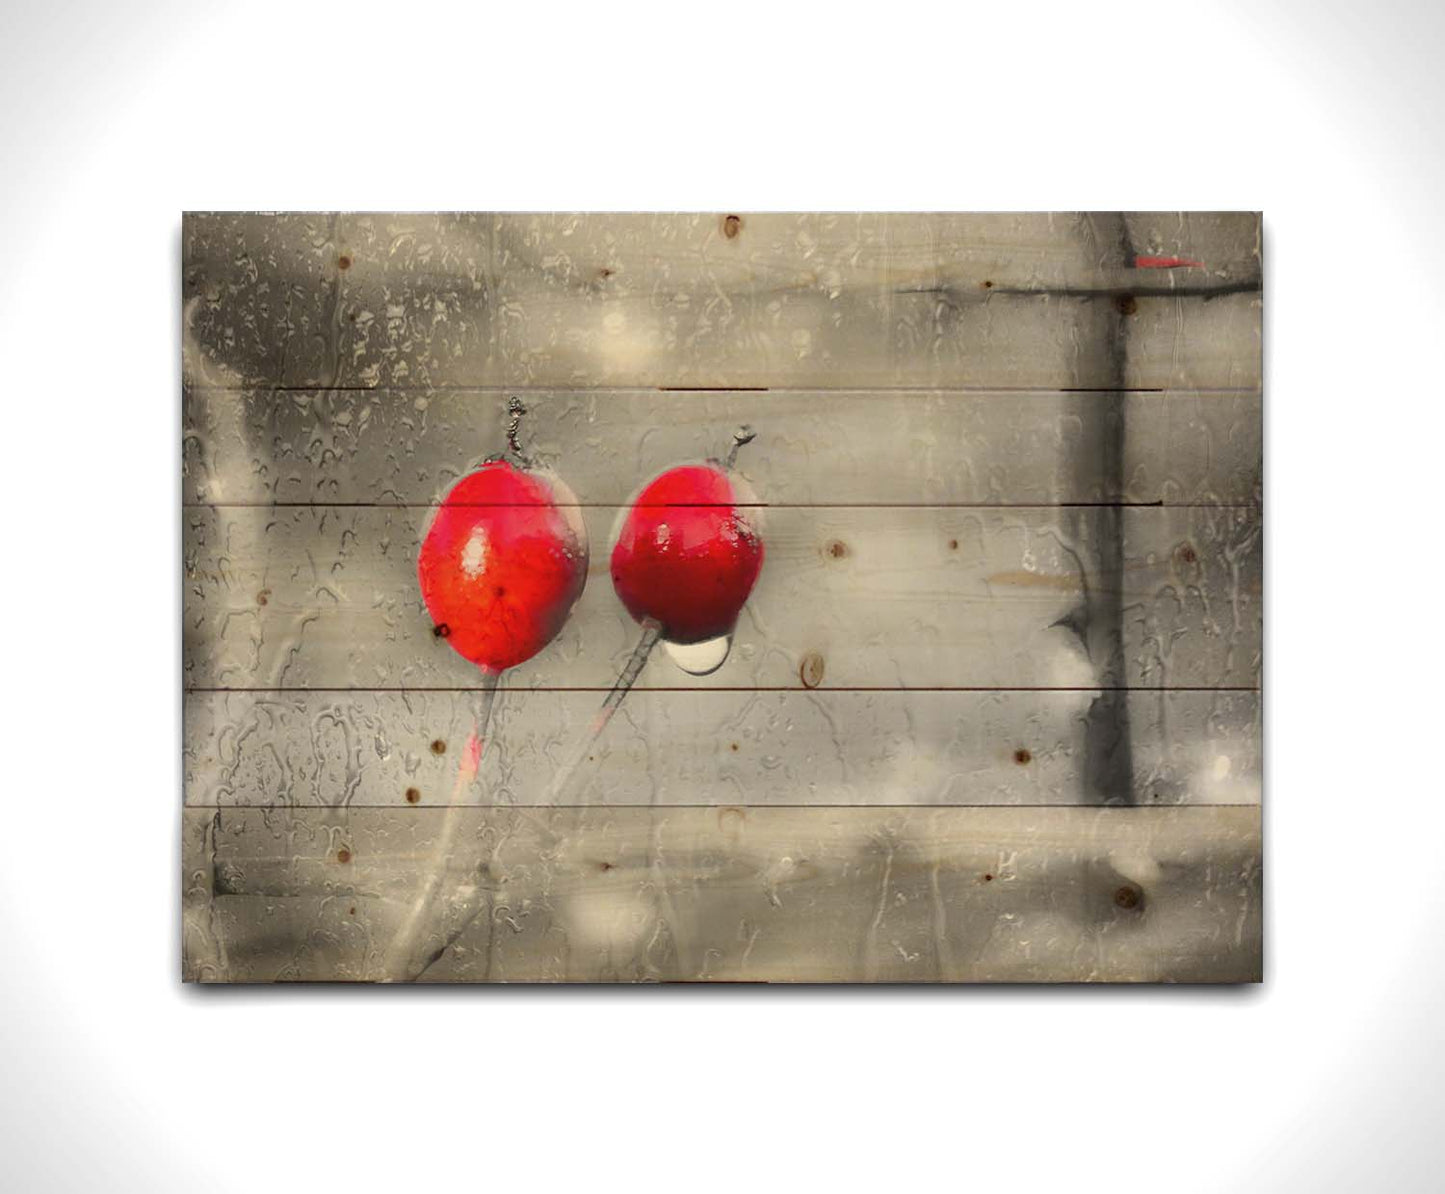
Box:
<box><xmin>1134</xmin><ymin>255</ymin><xmax>1204</xmax><ymax>269</ymax></box>
<box><xmin>462</xmin><ymin>730</ymin><xmax>483</xmax><ymax>775</ymax></box>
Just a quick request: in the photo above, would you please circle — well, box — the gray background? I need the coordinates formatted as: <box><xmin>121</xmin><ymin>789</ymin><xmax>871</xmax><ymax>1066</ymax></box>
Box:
<box><xmin>3</xmin><ymin>0</ymin><xmax>1442</xmax><ymax>1187</ymax></box>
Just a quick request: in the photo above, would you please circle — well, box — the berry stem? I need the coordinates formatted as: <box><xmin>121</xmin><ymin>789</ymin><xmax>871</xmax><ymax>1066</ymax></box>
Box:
<box><xmin>595</xmin><ymin>617</ymin><xmax>664</xmax><ymax>736</ymax></box>
<box><xmin>724</xmin><ymin>424</ymin><xmax>756</xmax><ymax>469</ymax></box>
<box><xmin>539</xmin><ymin>618</ymin><xmax>662</xmax><ymax>807</ymax></box>
<box><xmin>409</xmin><ymin>621</ymin><xmax>661</xmax><ymax>979</ymax></box>
<box><xmin>505</xmin><ymin>395</ymin><xmax>534</xmax><ymax>467</ymax></box>
<box><xmin>381</xmin><ymin>667</ymin><xmax>501</xmax><ymax>981</ymax></box>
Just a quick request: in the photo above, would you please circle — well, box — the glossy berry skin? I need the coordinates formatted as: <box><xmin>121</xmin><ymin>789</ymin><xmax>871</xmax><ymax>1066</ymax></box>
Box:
<box><xmin>418</xmin><ymin>461</ymin><xmax>588</xmax><ymax>673</ymax></box>
<box><xmin>610</xmin><ymin>464</ymin><xmax>764</xmax><ymax>644</ymax></box>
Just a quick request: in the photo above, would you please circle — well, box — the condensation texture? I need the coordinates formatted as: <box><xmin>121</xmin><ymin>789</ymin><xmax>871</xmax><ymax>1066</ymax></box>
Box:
<box><xmin>182</xmin><ymin>213</ymin><xmax>1261</xmax><ymax>390</ymax></box>
<box><xmin>183</xmin><ymin>387</ymin><xmax>1261</xmax><ymax>507</ymax></box>
<box><xmin>181</xmin><ymin>212</ymin><xmax>1263</xmax><ymax>983</ymax></box>
<box><xmin>184</xmin><ymin>690</ymin><xmax>1260</xmax><ymax>808</ymax></box>
<box><xmin>183</xmin><ymin>505</ymin><xmax>1261</xmax><ymax>690</ymax></box>
<box><xmin>182</xmin><ymin>806</ymin><xmax>1262</xmax><ymax>982</ymax></box>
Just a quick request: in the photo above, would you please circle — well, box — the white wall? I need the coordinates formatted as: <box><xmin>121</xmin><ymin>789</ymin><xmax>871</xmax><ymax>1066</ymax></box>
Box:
<box><xmin>2</xmin><ymin>0</ymin><xmax>1442</xmax><ymax>1189</ymax></box>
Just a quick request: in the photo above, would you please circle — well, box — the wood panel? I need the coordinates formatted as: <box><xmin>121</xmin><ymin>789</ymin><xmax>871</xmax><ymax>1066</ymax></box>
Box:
<box><xmin>182</xmin><ymin>213</ymin><xmax>1261</xmax><ymax>391</ymax></box>
<box><xmin>183</xmin><ymin>689</ymin><xmax>1260</xmax><ymax>808</ymax></box>
<box><xmin>183</xmin><ymin>505</ymin><xmax>1261</xmax><ymax>690</ymax></box>
<box><xmin>183</xmin><ymin>386</ymin><xmax>1262</xmax><ymax>508</ymax></box>
<box><xmin>179</xmin><ymin>211</ymin><xmax>1263</xmax><ymax>983</ymax></box>
<box><xmin>181</xmin><ymin>805</ymin><xmax>1262</xmax><ymax>982</ymax></box>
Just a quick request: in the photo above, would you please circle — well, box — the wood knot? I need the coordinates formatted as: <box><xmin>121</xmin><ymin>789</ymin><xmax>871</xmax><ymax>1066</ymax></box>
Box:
<box><xmin>824</xmin><ymin>539</ymin><xmax>849</xmax><ymax>560</ymax></box>
<box><xmin>433</xmin><ymin>623</ymin><xmax>450</xmax><ymax>638</ymax></box>
<box><xmin>336</xmin><ymin>848</ymin><xmax>352</xmax><ymax>864</ymax></box>
<box><xmin>722</xmin><ymin>214</ymin><xmax>743</xmax><ymax>239</ymax></box>
<box><xmin>256</xmin><ymin>589</ymin><xmax>270</xmax><ymax>606</ymax></box>
<box><xmin>1013</xmin><ymin>748</ymin><xmax>1032</xmax><ymax>765</ymax></box>
<box><xmin>430</xmin><ymin>739</ymin><xmax>446</xmax><ymax>755</ymax></box>
<box><xmin>1115</xmin><ymin>293</ymin><xmax>1138</xmax><ymax>317</ymax></box>
<box><xmin>1114</xmin><ymin>884</ymin><xmax>1143</xmax><ymax>911</ymax></box>
<box><xmin>799</xmin><ymin>651</ymin><xmax>826</xmax><ymax>689</ymax></box>
<box><xmin>337</xmin><ymin>254</ymin><xmax>352</xmax><ymax>271</ymax></box>
<box><xmin>980</xmin><ymin>280</ymin><xmax>994</xmax><ymax>290</ymax></box>
<box><xmin>405</xmin><ymin>787</ymin><xmax>421</xmax><ymax>804</ymax></box>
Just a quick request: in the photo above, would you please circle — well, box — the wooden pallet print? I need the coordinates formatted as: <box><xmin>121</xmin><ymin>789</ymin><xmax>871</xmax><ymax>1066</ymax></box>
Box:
<box><xmin>181</xmin><ymin>211</ymin><xmax>1263</xmax><ymax>983</ymax></box>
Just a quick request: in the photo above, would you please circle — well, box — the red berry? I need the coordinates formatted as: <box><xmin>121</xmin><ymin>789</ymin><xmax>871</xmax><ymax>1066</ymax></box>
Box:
<box><xmin>418</xmin><ymin>461</ymin><xmax>588</xmax><ymax>673</ymax></box>
<box><xmin>610</xmin><ymin>464</ymin><xmax>764</xmax><ymax>644</ymax></box>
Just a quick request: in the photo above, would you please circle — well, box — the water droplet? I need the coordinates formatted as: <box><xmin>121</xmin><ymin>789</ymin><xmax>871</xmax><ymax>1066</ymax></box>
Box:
<box><xmin>662</xmin><ymin>635</ymin><xmax>732</xmax><ymax>676</ymax></box>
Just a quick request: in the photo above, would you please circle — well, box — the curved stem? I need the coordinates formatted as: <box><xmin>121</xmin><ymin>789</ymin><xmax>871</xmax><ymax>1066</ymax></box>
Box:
<box><xmin>381</xmin><ymin>668</ymin><xmax>501</xmax><ymax>981</ymax></box>
<box><xmin>408</xmin><ymin>621</ymin><xmax>661</xmax><ymax>980</ymax></box>
<box><xmin>544</xmin><ymin>618</ymin><xmax>662</xmax><ymax>805</ymax></box>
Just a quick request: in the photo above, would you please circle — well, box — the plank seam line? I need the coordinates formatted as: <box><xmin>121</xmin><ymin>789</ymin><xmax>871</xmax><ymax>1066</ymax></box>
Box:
<box><xmin>183</xmin><ymin>502</ymin><xmax>1261</xmax><ymax>511</ymax></box>
<box><xmin>184</xmin><ymin>803</ymin><xmax>1263</xmax><ymax>811</ymax></box>
<box><xmin>897</xmin><ymin>281</ymin><xmax>1261</xmax><ymax>300</ymax></box>
<box><xmin>182</xmin><ymin>283</ymin><xmax>1260</xmax><ymax>304</ymax></box>
<box><xmin>185</xmin><ymin>685</ymin><xmax>1262</xmax><ymax>694</ymax></box>
<box><xmin>183</xmin><ymin>385</ymin><xmax>1263</xmax><ymax>396</ymax></box>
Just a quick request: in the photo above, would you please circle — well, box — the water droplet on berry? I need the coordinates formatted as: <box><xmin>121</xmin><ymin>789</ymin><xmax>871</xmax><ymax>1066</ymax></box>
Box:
<box><xmin>662</xmin><ymin>635</ymin><xmax>732</xmax><ymax>676</ymax></box>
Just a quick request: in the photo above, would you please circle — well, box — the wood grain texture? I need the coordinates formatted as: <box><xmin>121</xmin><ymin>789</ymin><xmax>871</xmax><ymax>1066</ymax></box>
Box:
<box><xmin>182</xmin><ymin>805</ymin><xmax>1262</xmax><ymax>982</ymax></box>
<box><xmin>182</xmin><ymin>213</ymin><xmax>1261</xmax><ymax>391</ymax></box>
<box><xmin>183</xmin><ymin>386</ymin><xmax>1262</xmax><ymax>508</ymax></box>
<box><xmin>183</xmin><ymin>504</ymin><xmax>1261</xmax><ymax>690</ymax></box>
<box><xmin>179</xmin><ymin>211</ymin><xmax>1264</xmax><ymax>983</ymax></box>
<box><xmin>184</xmin><ymin>689</ymin><xmax>1260</xmax><ymax>808</ymax></box>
